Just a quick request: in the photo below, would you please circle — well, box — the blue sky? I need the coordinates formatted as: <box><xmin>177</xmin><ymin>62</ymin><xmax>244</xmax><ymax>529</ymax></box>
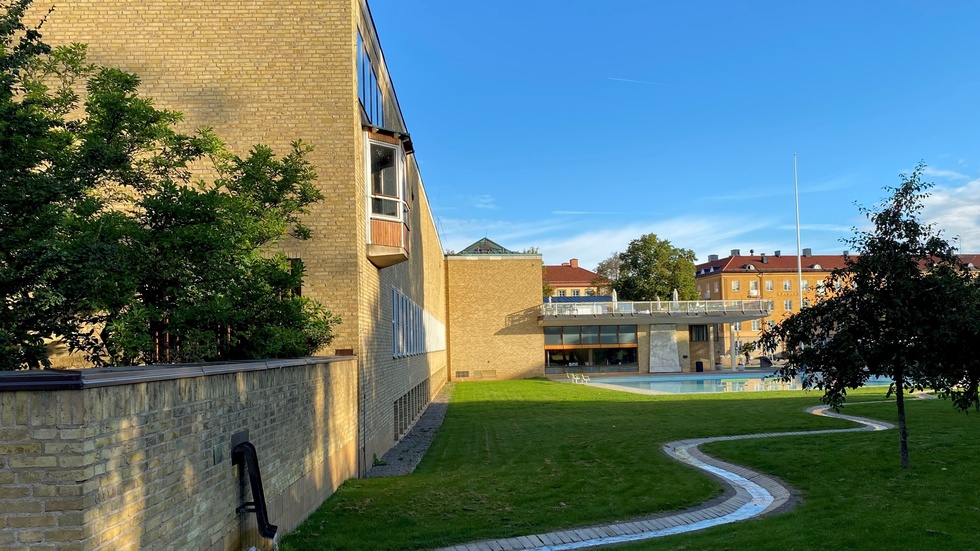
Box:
<box><xmin>370</xmin><ymin>1</ymin><xmax>980</xmax><ymax>269</ymax></box>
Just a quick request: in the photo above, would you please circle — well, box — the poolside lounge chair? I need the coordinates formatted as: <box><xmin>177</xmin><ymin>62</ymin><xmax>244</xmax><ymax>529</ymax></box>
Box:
<box><xmin>581</xmin><ymin>375</ymin><xmax>591</xmax><ymax>384</ymax></box>
<box><xmin>571</xmin><ymin>374</ymin><xmax>584</xmax><ymax>384</ymax></box>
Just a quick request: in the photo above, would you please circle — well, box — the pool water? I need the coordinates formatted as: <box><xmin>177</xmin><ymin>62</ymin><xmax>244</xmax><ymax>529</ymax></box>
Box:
<box><xmin>595</xmin><ymin>372</ymin><xmax>893</xmax><ymax>394</ymax></box>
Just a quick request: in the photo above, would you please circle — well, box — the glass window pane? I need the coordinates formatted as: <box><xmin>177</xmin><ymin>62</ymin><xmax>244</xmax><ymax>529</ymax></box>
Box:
<box><xmin>371</xmin><ymin>197</ymin><xmax>398</xmax><ymax>216</ymax></box>
<box><xmin>599</xmin><ymin>326</ymin><xmax>618</xmax><ymax>344</ymax></box>
<box><xmin>371</xmin><ymin>143</ymin><xmax>396</xmax><ymax>196</ymax></box>
<box><xmin>619</xmin><ymin>325</ymin><xmax>637</xmax><ymax>344</ymax></box>
<box><xmin>544</xmin><ymin>327</ymin><xmax>562</xmax><ymax>345</ymax></box>
<box><xmin>581</xmin><ymin>326</ymin><xmax>600</xmax><ymax>344</ymax></box>
<box><xmin>562</xmin><ymin>326</ymin><xmax>581</xmax><ymax>345</ymax></box>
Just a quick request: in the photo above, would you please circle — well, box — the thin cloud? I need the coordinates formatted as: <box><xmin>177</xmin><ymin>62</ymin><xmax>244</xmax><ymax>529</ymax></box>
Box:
<box><xmin>922</xmin><ymin>178</ymin><xmax>980</xmax><ymax>252</ymax></box>
<box><xmin>777</xmin><ymin>223</ymin><xmax>852</xmax><ymax>233</ymax></box>
<box><xmin>471</xmin><ymin>194</ymin><xmax>497</xmax><ymax>210</ymax></box>
<box><xmin>552</xmin><ymin>210</ymin><xmax>636</xmax><ymax>215</ymax></box>
<box><xmin>607</xmin><ymin>77</ymin><xmax>678</xmax><ymax>88</ymax></box>
<box><xmin>922</xmin><ymin>167</ymin><xmax>971</xmax><ymax>181</ymax></box>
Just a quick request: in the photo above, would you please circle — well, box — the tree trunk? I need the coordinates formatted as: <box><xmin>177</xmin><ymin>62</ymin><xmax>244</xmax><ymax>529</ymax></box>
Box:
<box><xmin>895</xmin><ymin>374</ymin><xmax>910</xmax><ymax>469</ymax></box>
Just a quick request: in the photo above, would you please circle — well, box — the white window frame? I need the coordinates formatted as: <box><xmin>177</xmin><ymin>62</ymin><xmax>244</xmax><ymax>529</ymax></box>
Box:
<box><xmin>751</xmin><ymin>320</ymin><xmax>761</xmax><ymax>331</ymax></box>
<box><xmin>783</xmin><ymin>280</ymin><xmax>792</xmax><ymax>291</ymax></box>
<box><xmin>365</xmin><ymin>137</ymin><xmax>405</xmax><ymax>223</ymax></box>
<box><xmin>784</xmin><ymin>300</ymin><xmax>792</xmax><ymax>310</ymax></box>
<box><xmin>731</xmin><ymin>280</ymin><xmax>740</xmax><ymax>292</ymax></box>
<box><xmin>765</xmin><ymin>280</ymin><xmax>773</xmax><ymax>291</ymax></box>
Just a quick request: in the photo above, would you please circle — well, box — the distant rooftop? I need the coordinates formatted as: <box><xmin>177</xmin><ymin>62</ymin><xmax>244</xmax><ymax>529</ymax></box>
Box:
<box><xmin>544</xmin><ymin>258</ymin><xmax>608</xmax><ymax>286</ymax></box>
<box><xmin>455</xmin><ymin>238</ymin><xmax>521</xmax><ymax>255</ymax></box>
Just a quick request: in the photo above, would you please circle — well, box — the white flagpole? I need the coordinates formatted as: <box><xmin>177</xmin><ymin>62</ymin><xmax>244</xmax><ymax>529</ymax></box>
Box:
<box><xmin>794</xmin><ymin>153</ymin><xmax>803</xmax><ymax>309</ymax></box>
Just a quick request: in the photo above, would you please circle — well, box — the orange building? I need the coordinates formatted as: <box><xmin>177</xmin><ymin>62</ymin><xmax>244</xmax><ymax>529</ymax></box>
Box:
<box><xmin>544</xmin><ymin>258</ymin><xmax>610</xmax><ymax>297</ymax></box>
<box><xmin>694</xmin><ymin>249</ymin><xmax>848</xmax><ymax>361</ymax></box>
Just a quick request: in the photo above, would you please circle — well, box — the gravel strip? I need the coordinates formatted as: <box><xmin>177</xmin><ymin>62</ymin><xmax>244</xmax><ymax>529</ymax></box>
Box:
<box><xmin>365</xmin><ymin>382</ymin><xmax>455</xmax><ymax>478</ymax></box>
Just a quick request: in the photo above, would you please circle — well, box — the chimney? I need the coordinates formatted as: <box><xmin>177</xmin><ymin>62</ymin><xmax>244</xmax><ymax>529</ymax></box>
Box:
<box><xmin>731</xmin><ymin>249</ymin><xmax>741</xmax><ymax>257</ymax></box>
<box><xmin>761</xmin><ymin>253</ymin><xmax>768</xmax><ymax>264</ymax></box>
<box><xmin>803</xmin><ymin>248</ymin><xmax>812</xmax><ymax>257</ymax></box>
<box><xmin>708</xmin><ymin>254</ymin><xmax>719</xmax><ymax>262</ymax></box>
<box><xmin>774</xmin><ymin>250</ymin><xmax>781</xmax><ymax>257</ymax></box>
<box><xmin>570</xmin><ymin>258</ymin><xmax>579</xmax><ymax>268</ymax></box>
<box><xmin>843</xmin><ymin>250</ymin><xmax>849</xmax><ymax>256</ymax></box>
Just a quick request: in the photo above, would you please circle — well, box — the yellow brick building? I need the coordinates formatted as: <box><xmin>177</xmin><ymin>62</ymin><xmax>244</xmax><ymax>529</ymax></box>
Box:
<box><xmin>31</xmin><ymin>0</ymin><xmax>448</xmax><ymax>475</ymax></box>
<box><xmin>695</xmin><ymin>249</ymin><xmax>847</xmax><ymax>361</ymax></box>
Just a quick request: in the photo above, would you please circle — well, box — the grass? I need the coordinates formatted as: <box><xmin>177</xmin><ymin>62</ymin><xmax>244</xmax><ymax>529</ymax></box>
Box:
<box><xmin>281</xmin><ymin>380</ymin><xmax>980</xmax><ymax>551</ymax></box>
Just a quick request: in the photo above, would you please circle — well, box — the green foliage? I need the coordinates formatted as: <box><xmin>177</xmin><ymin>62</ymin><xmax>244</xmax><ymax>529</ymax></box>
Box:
<box><xmin>760</xmin><ymin>163</ymin><xmax>980</xmax><ymax>467</ymax></box>
<box><xmin>0</xmin><ymin>2</ymin><xmax>338</xmax><ymax>368</ymax></box>
<box><xmin>614</xmin><ymin>234</ymin><xmax>698</xmax><ymax>301</ymax></box>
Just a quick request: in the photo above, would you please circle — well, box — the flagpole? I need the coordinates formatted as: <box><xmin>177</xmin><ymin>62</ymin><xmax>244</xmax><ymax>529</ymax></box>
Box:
<box><xmin>794</xmin><ymin>153</ymin><xmax>803</xmax><ymax>309</ymax></box>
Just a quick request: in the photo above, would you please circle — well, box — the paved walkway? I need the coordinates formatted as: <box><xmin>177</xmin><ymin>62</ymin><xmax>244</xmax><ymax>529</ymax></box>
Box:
<box><xmin>433</xmin><ymin>402</ymin><xmax>899</xmax><ymax>551</ymax></box>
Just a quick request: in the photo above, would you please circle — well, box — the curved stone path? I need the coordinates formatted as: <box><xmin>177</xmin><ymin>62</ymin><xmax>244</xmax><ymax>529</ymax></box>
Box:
<box><xmin>434</xmin><ymin>402</ymin><xmax>900</xmax><ymax>551</ymax></box>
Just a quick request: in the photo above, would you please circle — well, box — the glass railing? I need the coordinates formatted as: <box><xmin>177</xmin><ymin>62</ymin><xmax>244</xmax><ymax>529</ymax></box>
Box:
<box><xmin>540</xmin><ymin>300</ymin><xmax>774</xmax><ymax>317</ymax></box>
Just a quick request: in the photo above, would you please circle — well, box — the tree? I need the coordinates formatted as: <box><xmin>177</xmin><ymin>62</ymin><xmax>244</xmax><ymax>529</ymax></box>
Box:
<box><xmin>614</xmin><ymin>234</ymin><xmax>698</xmax><ymax>301</ymax></box>
<box><xmin>0</xmin><ymin>1</ymin><xmax>339</xmax><ymax>368</ymax></box>
<box><xmin>759</xmin><ymin>164</ymin><xmax>980</xmax><ymax>468</ymax></box>
<box><xmin>593</xmin><ymin>253</ymin><xmax>620</xmax><ymax>294</ymax></box>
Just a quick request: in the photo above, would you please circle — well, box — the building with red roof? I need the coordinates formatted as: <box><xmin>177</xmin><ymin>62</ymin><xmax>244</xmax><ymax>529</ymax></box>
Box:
<box><xmin>543</xmin><ymin>258</ymin><xmax>611</xmax><ymax>298</ymax></box>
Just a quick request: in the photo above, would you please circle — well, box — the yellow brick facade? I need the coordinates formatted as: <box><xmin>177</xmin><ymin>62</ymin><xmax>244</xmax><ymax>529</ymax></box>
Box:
<box><xmin>445</xmin><ymin>256</ymin><xmax>544</xmax><ymax>380</ymax></box>
<box><xmin>29</xmin><ymin>0</ymin><xmax>448</xmax><ymax>473</ymax></box>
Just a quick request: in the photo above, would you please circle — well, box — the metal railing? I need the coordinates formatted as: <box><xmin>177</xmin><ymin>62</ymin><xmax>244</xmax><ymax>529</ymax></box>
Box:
<box><xmin>540</xmin><ymin>299</ymin><xmax>774</xmax><ymax>317</ymax></box>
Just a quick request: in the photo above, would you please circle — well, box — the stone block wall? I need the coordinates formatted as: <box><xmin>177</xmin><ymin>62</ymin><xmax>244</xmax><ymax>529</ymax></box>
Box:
<box><xmin>0</xmin><ymin>358</ymin><xmax>357</xmax><ymax>551</ymax></box>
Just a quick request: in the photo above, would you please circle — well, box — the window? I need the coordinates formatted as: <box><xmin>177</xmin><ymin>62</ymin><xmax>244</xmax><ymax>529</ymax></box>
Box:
<box><xmin>714</xmin><ymin>282</ymin><xmax>719</xmax><ymax>293</ymax></box>
<box><xmin>733</xmin><ymin>322</ymin><xmax>742</xmax><ymax>331</ymax></box>
<box><xmin>783</xmin><ymin>280</ymin><xmax>792</xmax><ymax>291</ymax></box>
<box><xmin>558</xmin><ymin>290</ymin><xmax>567</xmax><ymax>297</ymax></box>
<box><xmin>697</xmin><ymin>284</ymin><xmax>701</xmax><ymax>293</ymax></box>
<box><xmin>690</xmin><ymin>325</ymin><xmax>709</xmax><ymax>342</ymax></box>
<box><xmin>357</xmin><ymin>30</ymin><xmax>386</xmax><ymax>126</ymax></box>
<box><xmin>749</xmin><ymin>280</ymin><xmax>759</xmax><ymax>292</ymax></box>
<box><xmin>392</xmin><ymin>288</ymin><xmax>445</xmax><ymax>358</ymax></box>
<box><xmin>765</xmin><ymin>280</ymin><xmax>773</xmax><ymax>291</ymax></box>
<box><xmin>572</xmin><ymin>290</ymin><xmax>580</xmax><ymax>296</ymax></box>
<box><xmin>732</xmin><ymin>280</ymin><xmax>740</xmax><ymax>292</ymax></box>
<box><xmin>370</xmin><ymin>142</ymin><xmax>402</xmax><ymax>218</ymax></box>
<box><xmin>802</xmin><ymin>298</ymin><xmax>811</xmax><ymax>308</ymax></box>
<box><xmin>784</xmin><ymin>300</ymin><xmax>792</xmax><ymax>310</ymax></box>
<box><xmin>751</xmin><ymin>320</ymin><xmax>761</xmax><ymax>331</ymax></box>
<box><xmin>586</xmin><ymin>289</ymin><xmax>595</xmax><ymax>296</ymax></box>
<box><xmin>801</xmin><ymin>280</ymin><xmax>810</xmax><ymax>291</ymax></box>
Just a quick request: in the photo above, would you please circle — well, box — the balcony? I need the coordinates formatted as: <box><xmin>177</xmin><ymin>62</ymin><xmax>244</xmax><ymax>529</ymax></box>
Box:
<box><xmin>539</xmin><ymin>299</ymin><xmax>773</xmax><ymax>325</ymax></box>
<box><xmin>367</xmin><ymin>218</ymin><xmax>409</xmax><ymax>268</ymax></box>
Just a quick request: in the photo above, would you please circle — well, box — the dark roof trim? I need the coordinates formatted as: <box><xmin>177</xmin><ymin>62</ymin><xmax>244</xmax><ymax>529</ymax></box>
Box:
<box><xmin>363</xmin><ymin>124</ymin><xmax>414</xmax><ymax>155</ymax></box>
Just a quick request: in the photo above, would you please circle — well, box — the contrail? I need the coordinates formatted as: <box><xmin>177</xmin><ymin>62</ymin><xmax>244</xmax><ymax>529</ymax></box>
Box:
<box><xmin>607</xmin><ymin>77</ymin><xmax>677</xmax><ymax>87</ymax></box>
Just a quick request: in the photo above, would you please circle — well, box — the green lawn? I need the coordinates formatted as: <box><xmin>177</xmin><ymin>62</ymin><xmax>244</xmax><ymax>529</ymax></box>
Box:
<box><xmin>281</xmin><ymin>380</ymin><xmax>980</xmax><ymax>551</ymax></box>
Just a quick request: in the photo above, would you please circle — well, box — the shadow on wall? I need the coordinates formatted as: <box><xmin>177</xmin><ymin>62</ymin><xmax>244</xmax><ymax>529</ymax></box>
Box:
<box><xmin>497</xmin><ymin>306</ymin><xmax>542</xmax><ymax>336</ymax></box>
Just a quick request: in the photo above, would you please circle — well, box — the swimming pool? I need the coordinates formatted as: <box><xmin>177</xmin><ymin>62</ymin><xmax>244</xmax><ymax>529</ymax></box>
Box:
<box><xmin>592</xmin><ymin>372</ymin><xmax>894</xmax><ymax>394</ymax></box>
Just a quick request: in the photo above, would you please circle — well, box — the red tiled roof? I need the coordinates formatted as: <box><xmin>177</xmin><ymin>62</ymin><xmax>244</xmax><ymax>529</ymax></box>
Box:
<box><xmin>544</xmin><ymin>264</ymin><xmax>606</xmax><ymax>286</ymax></box>
<box><xmin>695</xmin><ymin>254</ymin><xmax>849</xmax><ymax>276</ymax></box>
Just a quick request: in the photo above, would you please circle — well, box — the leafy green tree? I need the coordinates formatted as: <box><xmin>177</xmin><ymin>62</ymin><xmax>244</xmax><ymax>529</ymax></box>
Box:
<box><xmin>1</xmin><ymin>1</ymin><xmax>339</xmax><ymax>368</ymax></box>
<box><xmin>614</xmin><ymin>234</ymin><xmax>698</xmax><ymax>301</ymax></box>
<box><xmin>760</xmin><ymin>164</ymin><xmax>980</xmax><ymax>468</ymax></box>
<box><xmin>593</xmin><ymin>253</ymin><xmax>620</xmax><ymax>294</ymax></box>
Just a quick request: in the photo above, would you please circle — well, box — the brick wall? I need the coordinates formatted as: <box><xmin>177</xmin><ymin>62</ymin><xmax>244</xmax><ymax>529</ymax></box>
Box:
<box><xmin>0</xmin><ymin>358</ymin><xmax>357</xmax><ymax>551</ymax></box>
<box><xmin>446</xmin><ymin>256</ymin><xmax>545</xmax><ymax>380</ymax></box>
<box><xmin>28</xmin><ymin>0</ymin><xmax>364</xmax><ymax>354</ymax></box>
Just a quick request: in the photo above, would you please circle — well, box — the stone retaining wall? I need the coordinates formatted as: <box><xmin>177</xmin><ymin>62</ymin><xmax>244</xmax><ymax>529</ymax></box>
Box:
<box><xmin>0</xmin><ymin>357</ymin><xmax>358</xmax><ymax>551</ymax></box>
